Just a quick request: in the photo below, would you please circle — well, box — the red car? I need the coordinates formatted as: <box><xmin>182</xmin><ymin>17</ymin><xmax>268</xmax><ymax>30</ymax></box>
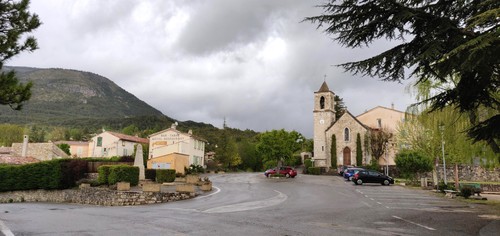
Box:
<box><xmin>264</xmin><ymin>166</ymin><xmax>297</xmax><ymax>178</ymax></box>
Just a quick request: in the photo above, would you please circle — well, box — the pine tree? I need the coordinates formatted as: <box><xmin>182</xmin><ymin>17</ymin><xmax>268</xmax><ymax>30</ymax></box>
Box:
<box><xmin>0</xmin><ymin>0</ymin><xmax>41</xmax><ymax>110</ymax></box>
<box><xmin>304</xmin><ymin>0</ymin><xmax>499</xmax><ymax>154</ymax></box>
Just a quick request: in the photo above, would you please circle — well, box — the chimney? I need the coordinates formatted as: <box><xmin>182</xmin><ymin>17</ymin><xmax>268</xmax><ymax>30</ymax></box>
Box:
<box><xmin>22</xmin><ymin>135</ymin><xmax>29</xmax><ymax>157</ymax></box>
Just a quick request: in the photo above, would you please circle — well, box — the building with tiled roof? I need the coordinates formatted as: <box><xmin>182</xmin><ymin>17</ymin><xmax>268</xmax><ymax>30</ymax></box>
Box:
<box><xmin>313</xmin><ymin>81</ymin><xmax>407</xmax><ymax>169</ymax></box>
<box><xmin>88</xmin><ymin>131</ymin><xmax>149</xmax><ymax>158</ymax></box>
<box><xmin>148</xmin><ymin>123</ymin><xmax>207</xmax><ymax>169</ymax></box>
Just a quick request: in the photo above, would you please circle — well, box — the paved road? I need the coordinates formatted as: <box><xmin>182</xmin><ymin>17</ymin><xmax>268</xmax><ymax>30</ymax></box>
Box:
<box><xmin>0</xmin><ymin>173</ymin><xmax>499</xmax><ymax>235</ymax></box>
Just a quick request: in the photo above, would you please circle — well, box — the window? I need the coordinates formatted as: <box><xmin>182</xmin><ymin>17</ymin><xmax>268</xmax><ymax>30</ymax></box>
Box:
<box><xmin>97</xmin><ymin>137</ymin><xmax>102</xmax><ymax>147</ymax></box>
<box><xmin>377</xmin><ymin>119</ymin><xmax>382</xmax><ymax>128</ymax></box>
<box><xmin>344</xmin><ymin>128</ymin><xmax>350</xmax><ymax>141</ymax></box>
<box><xmin>320</xmin><ymin>96</ymin><xmax>325</xmax><ymax>109</ymax></box>
<box><xmin>322</xmin><ymin>146</ymin><xmax>324</xmax><ymax>151</ymax></box>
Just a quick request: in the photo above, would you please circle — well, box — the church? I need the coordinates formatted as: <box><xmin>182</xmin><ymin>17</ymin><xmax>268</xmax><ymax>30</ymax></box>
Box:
<box><xmin>312</xmin><ymin>81</ymin><xmax>406</xmax><ymax>171</ymax></box>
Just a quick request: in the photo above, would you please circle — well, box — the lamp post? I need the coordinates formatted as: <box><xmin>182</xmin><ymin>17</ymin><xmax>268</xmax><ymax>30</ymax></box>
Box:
<box><xmin>439</xmin><ymin>124</ymin><xmax>447</xmax><ymax>185</ymax></box>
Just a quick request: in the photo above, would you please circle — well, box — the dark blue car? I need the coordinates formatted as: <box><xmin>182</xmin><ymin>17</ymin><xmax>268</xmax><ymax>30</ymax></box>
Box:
<box><xmin>343</xmin><ymin>167</ymin><xmax>365</xmax><ymax>181</ymax></box>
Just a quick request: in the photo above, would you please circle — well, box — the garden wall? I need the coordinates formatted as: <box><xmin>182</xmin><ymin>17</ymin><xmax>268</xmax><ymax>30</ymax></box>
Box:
<box><xmin>0</xmin><ymin>187</ymin><xmax>196</xmax><ymax>206</ymax></box>
<box><xmin>433</xmin><ymin>165</ymin><xmax>500</xmax><ymax>182</ymax></box>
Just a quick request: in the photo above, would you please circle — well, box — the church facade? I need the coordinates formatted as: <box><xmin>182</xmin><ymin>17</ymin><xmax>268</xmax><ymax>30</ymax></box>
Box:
<box><xmin>313</xmin><ymin>81</ymin><xmax>405</xmax><ymax>170</ymax></box>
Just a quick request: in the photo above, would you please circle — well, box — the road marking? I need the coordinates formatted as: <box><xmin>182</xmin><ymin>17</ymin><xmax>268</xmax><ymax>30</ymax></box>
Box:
<box><xmin>369</xmin><ymin>198</ymin><xmax>375</xmax><ymax>201</ymax></box>
<box><xmin>0</xmin><ymin>219</ymin><xmax>15</xmax><ymax>236</ymax></box>
<box><xmin>361</xmin><ymin>201</ymin><xmax>372</xmax><ymax>208</ymax></box>
<box><xmin>392</xmin><ymin>215</ymin><xmax>436</xmax><ymax>231</ymax></box>
<box><xmin>196</xmin><ymin>186</ymin><xmax>221</xmax><ymax>199</ymax></box>
<box><xmin>203</xmin><ymin>190</ymin><xmax>287</xmax><ymax>213</ymax></box>
<box><xmin>376</xmin><ymin>202</ymin><xmax>382</xmax><ymax>205</ymax></box>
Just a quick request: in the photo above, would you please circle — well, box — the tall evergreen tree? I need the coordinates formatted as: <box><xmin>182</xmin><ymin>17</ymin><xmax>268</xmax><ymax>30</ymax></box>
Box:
<box><xmin>0</xmin><ymin>0</ymin><xmax>41</xmax><ymax>110</ymax></box>
<box><xmin>305</xmin><ymin>0</ymin><xmax>500</xmax><ymax>154</ymax></box>
<box><xmin>356</xmin><ymin>133</ymin><xmax>362</xmax><ymax>166</ymax></box>
<box><xmin>334</xmin><ymin>95</ymin><xmax>346</xmax><ymax>120</ymax></box>
<box><xmin>330</xmin><ymin>134</ymin><xmax>337</xmax><ymax>167</ymax></box>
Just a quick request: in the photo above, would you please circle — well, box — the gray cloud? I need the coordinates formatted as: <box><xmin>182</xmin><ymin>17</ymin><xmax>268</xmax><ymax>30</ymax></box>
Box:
<box><xmin>8</xmin><ymin>0</ymin><xmax>416</xmax><ymax>138</ymax></box>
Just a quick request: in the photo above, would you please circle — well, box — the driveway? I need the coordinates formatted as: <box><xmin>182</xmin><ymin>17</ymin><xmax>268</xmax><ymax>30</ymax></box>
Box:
<box><xmin>0</xmin><ymin>173</ymin><xmax>499</xmax><ymax>235</ymax></box>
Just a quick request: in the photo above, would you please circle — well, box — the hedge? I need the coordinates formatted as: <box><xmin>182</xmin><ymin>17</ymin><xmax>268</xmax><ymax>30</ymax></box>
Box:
<box><xmin>107</xmin><ymin>165</ymin><xmax>139</xmax><ymax>186</ymax></box>
<box><xmin>308</xmin><ymin>167</ymin><xmax>321</xmax><ymax>175</ymax></box>
<box><xmin>156</xmin><ymin>169</ymin><xmax>176</xmax><ymax>183</ymax></box>
<box><xmin>145</xmin><ymin>169</ymin><xmax>156</xmax><ymax>181</ymax></box>
<box><xmin>0</xmin><ymin>159</ymin><xmax>88</xmax><ymax>192</ymax></box>
<box><xmin>97</xmin><ymin>165</ymin><xmax>112</xmax><ymax>185</ymax></box>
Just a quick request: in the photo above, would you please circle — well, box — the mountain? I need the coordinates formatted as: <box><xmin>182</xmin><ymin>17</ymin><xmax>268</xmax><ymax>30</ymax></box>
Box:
<box><xmin>0</xmin><ymin>66</ymin><xmax>174</xmax><ymax>128</ymax></box>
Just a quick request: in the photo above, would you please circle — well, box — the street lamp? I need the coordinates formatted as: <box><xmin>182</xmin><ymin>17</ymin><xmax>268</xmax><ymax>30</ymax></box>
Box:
<box><xmin>439</xmin><ymin>124</ymin><xmax>447</xmax><ymax>185</ymax></box>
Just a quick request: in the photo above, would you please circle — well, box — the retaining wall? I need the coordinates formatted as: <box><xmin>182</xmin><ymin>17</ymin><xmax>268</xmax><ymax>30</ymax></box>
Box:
<box><xmin>0</xmin><ymin>187</ymin><xmax>196</xmax><ymax>206</ymax></box>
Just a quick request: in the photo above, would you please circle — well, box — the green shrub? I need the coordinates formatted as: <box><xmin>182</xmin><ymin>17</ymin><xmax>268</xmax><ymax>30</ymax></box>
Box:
<box><xmin>145</xmin><ymin>169</ymin><xmax>156</xmax><ymax>180</ymax></box>
<box><xmin>304</xmin><ymin>159</ymin><xmax>313</xmax><ymax>174</ymax></box>
<box><xmin>108</xmin><ymin>165</ymin><xmax>139</xmax><ymax>186</ymax></box>
<box><xmin>308</xmin><ymin>167</ymin><xmax>321</xmax><ymax>175</ymax></box>
<box><xmin>0</xmin><ymin>159</ymin><xmax>84</xmax><ymax>192</ymax></box>
<box><xmin>186</xmin><ymin>164</ymin><xmax>205</xmax><ymax>174</ymax></box>
<box><xmin>59</xmin><ymin>159</ymin><xmax>88</xmax><ymax>189</ymax></box>
<box><xmin>460</xmin><ymin>186</ymin><xmax>474</xmax><ymax>199</ymax></box>
<box><xmin>97</xmin><ymin>165</ymin><xmax>111</xmax><ymax>185</ymax></box>
<box><xmin>438</xmin><ymin>181</ymin><xmax>456</xmax><ymax>192</ymax></box>
<box><xmin>156</xmin><ymin>169</ymin><xmax>176</xmax><ymax>183</ymax></box>
<box><xmin>395</xmin><ymin>151</ymin><xmax>433</xmax><ymax>182</ymax></box>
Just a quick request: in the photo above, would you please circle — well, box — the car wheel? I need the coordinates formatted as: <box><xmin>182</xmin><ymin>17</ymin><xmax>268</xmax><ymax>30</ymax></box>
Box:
<box><xmin>356</xmin><ymin>179</ymin><xmax>363</xmax><ymax>185</ymax></box>
<box><xmin>383</xmin><ymin>180</ymin><xmax>390</xmax><ymax>185</ymax></box>
<box><xmin>286</xmin><ymin>173</ymin><xmax>290</xmax><ymax>178</ymax></box>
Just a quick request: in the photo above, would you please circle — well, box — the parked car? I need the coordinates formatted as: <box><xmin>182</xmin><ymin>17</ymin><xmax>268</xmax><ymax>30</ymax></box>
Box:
<box><xmin>352</xmin><ymin>170</ymin><xmax>394</xmax><ymax>185</ymax></box>
<box><xmin>337</xmin><ymin>165</ymin><xmax>353</xmax><ymax>176</ymax></box>
<box><xmin>265</xmin><ymin>166</ymin><xmax>297</xmax><ymax>178</ymax></box>
<box><xmin>343</xmin><ymin>167</ymin><xmax>365</xmax><ymax>181</ymax></box>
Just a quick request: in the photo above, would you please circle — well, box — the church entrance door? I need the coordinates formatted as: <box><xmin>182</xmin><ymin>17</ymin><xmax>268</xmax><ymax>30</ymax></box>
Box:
<box><xmin>343</xmin><ymin>147</ymin><xmax>351</xmax><ymax>165</ymax></box>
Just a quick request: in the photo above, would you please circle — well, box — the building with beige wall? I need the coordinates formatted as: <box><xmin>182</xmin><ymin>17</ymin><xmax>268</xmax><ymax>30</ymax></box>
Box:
<box><xmin>148</xmin><ymin>123</ymin><xmax>207</xmax><ymax>167</ymax></box>
<box><xmin>88</xmin><ymin>131</ymin><xmax>149</xmax><ymax>158</ymax></box>
<box><xmin>147</xmin><ymin>152</ymin><xmax>189</xmax><ymax>175</ymax></box>
<box><xmin>313</xmin><ymin>81</ymin><xmax>406</xmax><ymax>170</ymax></box>
<box><xmin>54</xmin><ymin>141</ymin><xmax>89</xmax><ymax>158</ymax></box>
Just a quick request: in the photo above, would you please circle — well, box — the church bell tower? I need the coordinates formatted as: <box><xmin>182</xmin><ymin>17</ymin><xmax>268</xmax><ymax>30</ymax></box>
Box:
<box><xmin>313</xmin><ymin>81</ymin><xmax>336</xmax><ymax>168</ymax></box>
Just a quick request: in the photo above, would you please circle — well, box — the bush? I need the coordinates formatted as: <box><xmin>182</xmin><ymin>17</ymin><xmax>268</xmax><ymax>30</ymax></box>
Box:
<box><xmin>438</xmin><ymin>181</ymin><xmax>456</xmax><ymax>192</ymax></box>
<box><xmin>156</xmin><ymin>169</ymin><xmax>176</xmax><ymax>183</ymax></box>
<box><xmin>97</xmin><ymin>165</ymin><xmax>111</xmax><ymax>185</ymax></box>
<box><xmin>308</xmin><ymin>167</ymin><xmax>321</xmax><ymax>175</ymax></box>
<box><xmin>59</xmin><ymin>159</ymin><xmax>88</xmax><ymax>189</ymax></box>
<box><xmin>395</xmin><ymin>151</ymin><xmax>433</xmax><ymax>182</ymax></box>
<box><xmin>186</xmin><ymin>164</ymin><xmax>205</xmax><ymax>174</ymax></box>
<box><xmin>107</xmin><ymin>165</ymin><xmax>139</xmax><ymax>186</ymax></box>
<box><xmin>304</xmin><ymin>159</ymin><xmax>313</xmax><ymax>174</ymax></box>
<box><xmin>145</xmin><ymin>169</ymin><xmax>156</xmax><ymax>180</ymax></box>
<box><xmin>460</xmin><ymin>186</ymin><xmax>474</xmax><ymax>199</ymax></box>
<box><xmin>0</xmin><ymin>159</ymin><xmax>88</xmax><ymax>192</ymax></box>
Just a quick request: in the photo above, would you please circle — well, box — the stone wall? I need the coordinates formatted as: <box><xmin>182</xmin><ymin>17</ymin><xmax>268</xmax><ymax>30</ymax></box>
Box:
<box><xmin>433</xmin><ymin>165</ymin><xmax>500</xmax><ymax>182</ymax></box>
<box><xmin>0</xmin><ymin>188</ymin><xmax>196</xmax><ymax>206</ymax></box>
<box><xmin>11</xmin><ymin>142</ymin><xmax>68</xmax><ymax>161</ymax></box>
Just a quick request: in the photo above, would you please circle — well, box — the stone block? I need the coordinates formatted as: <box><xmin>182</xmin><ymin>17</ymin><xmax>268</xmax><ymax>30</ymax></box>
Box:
<box><xmin>117</xmin><ymin>182</ymin><xmax>130</xmax><ymax>191</ymax></box>
<box><xmin>186</xmin><ymin>175</ymin><xmax>200</xmax><ymax>184</ymax></box>
<box><xmin>79</xmin><ymin>183</ymin><xmax>91</xmax><ymax>189</ymax></box>
<box><xmin>200</xmin><ymin>182</ymin><xmax>212</xmax><ymax>191</ymax></box>
<box><xmin>176</xmin><ymin>184</ymin><xmax>195</xmax><ymax>193</ymax></box>
<box><xmin>142</xmin><ymin>183</ymin><xmax>161</xmax><ymax>192</ymax></box>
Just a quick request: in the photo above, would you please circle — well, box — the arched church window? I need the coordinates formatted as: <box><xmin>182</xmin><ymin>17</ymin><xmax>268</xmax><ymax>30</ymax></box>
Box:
<box><xmin>320</xmin><ymin>96</ymin><xmax>325</xmax><ymax>109</ymax></box>
<box><xmin>344</xmin><ymin>128</ymin><xmax>350</xmax><ymax>142</ymax></box>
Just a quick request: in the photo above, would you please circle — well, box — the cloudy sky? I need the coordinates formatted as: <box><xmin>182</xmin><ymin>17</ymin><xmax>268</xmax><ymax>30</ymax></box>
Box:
<box><xmin>9</xmin><ymin>0</ymin><xmax>416</xmax><ymax>138</ymax></box>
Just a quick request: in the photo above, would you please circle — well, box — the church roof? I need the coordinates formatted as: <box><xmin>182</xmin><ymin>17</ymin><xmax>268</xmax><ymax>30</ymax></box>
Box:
<box><xmin>317</xmin><ymin>81</ymin><xmax>330</xmax><ymax>92</ymax></box>
<box><xmin>326</xmin><ymin>110</ymin><xmax>371</xmax><ymax>132</ymax></box>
